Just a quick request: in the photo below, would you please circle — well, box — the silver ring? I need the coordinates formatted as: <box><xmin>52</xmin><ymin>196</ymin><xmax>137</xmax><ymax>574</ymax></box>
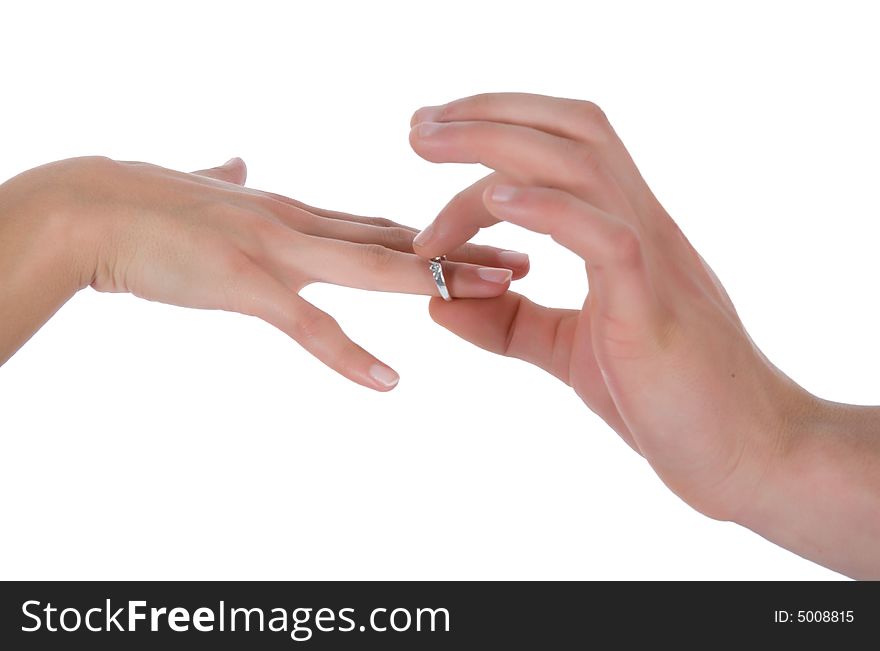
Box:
<box><xmin>429</xmin><ymin>256</ymin><xmax>451</xmax><ymax>301</ymax></box>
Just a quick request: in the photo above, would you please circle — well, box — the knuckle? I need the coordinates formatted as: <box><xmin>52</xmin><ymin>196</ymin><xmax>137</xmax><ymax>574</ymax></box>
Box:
<box><xmin>61</xmin><ymin>156</ymin><xmax>123</xmax><ymax>185</ymax></box>
<box><xmin>216</xmin><ymin>207</ymin><xmax>277</xmax><ymax>258</ymax></box>
<box><xmin>379</xmin><ymin>226</ymin><xmax>415</xmax><ymax>250</ymax></box>
<box><xmin>290</xmin><ymin>309</ymin><xmax>335</xmax><ymax>344</ymax></box>
<box><xmin>250</xmin><ymin>194</ymin><xmax>279</xmax><ymax>213</ymax></box>
<box><xmin>77</xmin><ymin>155</ymin><xmax>119</xmax><ymax>172</ymax></box>
<box><xmin>223</xmin><ymin>203</ymin><xmax>260</xmax><ymax>224</ymax></box>
<box><xmin>220</xmin><ymin>247</ymin><xmax>253</xmax><ymax>277</ymax></box>
<box><xmin>576</xmin><ymin>100</ymin><xmax>610</xmax><ymax>126</ymax></box>
<box><xmin>251</xmin><ymin>194</ymin><xmax>287</xmax><ymax>217</ymax></box>
<box><xmin>368</xmin><ymin>216</ymin><xmax>398</xmax><ymax>229</ymax></box>
<box><xmin>609</xmin><ymin>225</ymin><xmax>642</xmax><ymax>266</ymax></box>
<box><xmin>360</xmin><ymin>243</ymin><xmax>395</xmax><ymax>270</ymax></box>
<box><xmin>276</xmin><ymin>204</ymin><xmax>319</xmax><ymax>230</ymax></box>
<box><xmin>236</xmin><ymin>209</ymin><xmax>277</xmax><ymax>246</ymax></box>
<box><xmin>454</xmin><ymin>241</ymin><xmax>481</xmax><ymax>259</ymax></box>
<box><xmin>501</xmin><ymin>295</ymin><xmax>525</xmax><ymax>357</ymax></box>
<box><xmin>565</xmin><ymin>140</ymin><xmax>603</xmax><ymax>177</ymax></box>
<box><xmin>248</xmin><ymin>212</ymin><xmax>278</xmax><ymax>238</ymax></box>
<box><xmin>218</xmin><ymin>250</ymin><xmax>255</xmax><ymax>311</ymax></box>
<box><xmin>566</xmin><ymin>100</ymin><xmax>612</xmax><ymax>142</ymax></box>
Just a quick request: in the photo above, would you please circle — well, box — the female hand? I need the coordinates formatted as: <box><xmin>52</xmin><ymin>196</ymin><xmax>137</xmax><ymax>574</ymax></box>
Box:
<box><xmin>408</xmin><ymin>93</ymin><xmax>880</xmax><ymax>578</ymax></box>
<box><xmin>0</xmin><ymin>156</ymin><xmax>529</xmax><ymax>389</ymax></box>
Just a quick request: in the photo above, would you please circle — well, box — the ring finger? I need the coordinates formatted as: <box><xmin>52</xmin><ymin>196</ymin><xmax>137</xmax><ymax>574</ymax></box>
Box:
<box><xmin>275</xmin><ymin>234</ymin><xmax>514</xmax><ymax>298</ymax></box>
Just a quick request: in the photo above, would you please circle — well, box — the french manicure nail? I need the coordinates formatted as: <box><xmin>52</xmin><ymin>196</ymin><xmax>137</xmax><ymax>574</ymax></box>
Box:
<box><xmin>369</xmin><ymin>364</ymin><xmax>400</xmax><ymax>389</ymax></box>
<box><xmin>477</xmin><ymin>267</ymin><xmax>513</xmax><ymax>284</ymax></box>
<box><xmin>416</xmin><ymin>122</ymin><xmax>444</xmax><ymax>138</ymax></box>
<box><xmin>498</xmin><ymin>250</ymin><xmax>530</xmax><ymax>269</ymax></box>
<box><xmin>412</xmin><ymin>222</ymin><xmax>436</xmax><ymax>248</ymax></box>
<box><xmin>490</xmin><ymin>185</ymin><xmax>518</xmax><ymax>202</ymax></box>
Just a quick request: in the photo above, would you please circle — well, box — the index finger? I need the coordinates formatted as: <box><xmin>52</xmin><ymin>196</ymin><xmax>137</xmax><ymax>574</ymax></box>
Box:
<box><xmin>412</xmin><ymin>93</ymin><xmax>657</xmax><ymax>213</ymax></box>
<box><xmin>412</xmin><ymin>173</ymin><xmax>503</xmax><ymax>259</ymax></box>
<box><xmin>409</xmin><ymin>119</ymin><xmax>630</xmax><ymax>257</ymax></box>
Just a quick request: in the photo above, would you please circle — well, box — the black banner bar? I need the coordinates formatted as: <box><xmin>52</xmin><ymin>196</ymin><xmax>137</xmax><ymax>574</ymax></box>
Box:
<box><xmin>1</xmin><ymin>581</ymin><xmax>876</xmax><ymax>648</ymax></box>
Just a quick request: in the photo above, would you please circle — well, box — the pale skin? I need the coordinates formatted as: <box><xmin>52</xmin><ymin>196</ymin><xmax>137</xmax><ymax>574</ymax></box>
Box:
<box><xmin>0</xmin><ymin>155</ymin><xmax>529</xmax><ymax>389</ymax></box>
<box><xmin>2</xmin><ymin>98</ymin><xmax>877</xmax><ymax>579</ymax></box>
<box><xmin>409</xmin><ymin>93</ymin><xmax>879</xmax><ymax>579</ymax></box>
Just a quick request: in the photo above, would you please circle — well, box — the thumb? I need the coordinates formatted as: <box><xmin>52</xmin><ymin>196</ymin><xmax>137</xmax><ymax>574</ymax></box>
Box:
<box><xmin>192</xmin><ymin>157</ymin><xmax>247</xmax><ymax>185</ymax></box>
<box><xmin>428</xmin><ymin>292</ymin><xmax>578</xmax><ymax>384</ymax></box>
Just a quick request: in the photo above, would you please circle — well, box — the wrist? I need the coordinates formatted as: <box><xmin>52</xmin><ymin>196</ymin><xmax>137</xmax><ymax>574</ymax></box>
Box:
<box><xmin>57</xmin><ymin>156</ymin><xmax>140</xmax><ymax>295</ymax></box>
<box><xmin>1</xmin><ymin>157</ymin><xmax>108</xmax><ymax>292</ymax></box>
<box><xmin>0</xmin><ymin>159</ymin><xmax>111</xmax><ymax>364</ymax></box>
<box><xmin>48</xmin><ymin>157</ymin><xmax>117</xmax><ymax>290</ymax></box>
<box><xmin>735</xmin><ymin>389</ymin><xmax>880</xmax><ymax>578</ymax></box>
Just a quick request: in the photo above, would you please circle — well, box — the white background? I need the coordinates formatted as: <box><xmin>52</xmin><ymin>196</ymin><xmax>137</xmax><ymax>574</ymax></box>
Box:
<box><xmin>1</xmin><ymin>1</ymin><xmax>877</xmax><ymax>580</ymax></box>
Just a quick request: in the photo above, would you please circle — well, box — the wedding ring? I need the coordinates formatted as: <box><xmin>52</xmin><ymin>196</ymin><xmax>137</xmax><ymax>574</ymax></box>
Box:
<box><xmin>429</xmin><ymin>256</ymin><xmax>451</xmax><ymax>301</ymax></box>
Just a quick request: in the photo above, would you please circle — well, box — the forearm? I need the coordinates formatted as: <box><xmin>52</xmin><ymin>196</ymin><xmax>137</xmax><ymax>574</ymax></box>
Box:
<box><xmin>0</xmin><ymin>165</ymin><xmax>94</xmax><ymax>365</ymax></box>
<box><xmin>738</xmin><ymin>397</ymin><xmax>880</xmax><ymax>579</ymax></box>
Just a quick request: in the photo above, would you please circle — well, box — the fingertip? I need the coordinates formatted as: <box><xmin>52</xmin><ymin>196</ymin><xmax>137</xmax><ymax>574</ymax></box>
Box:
<box><xmin>498</xmin><ymin>250</ymin><xmax>530</xmax><ymax>278</ymax></box>
<box><xmin>444</xmin><ymin>263</ymin><xmax>512</xmax><ymax>299</ymax></box>
<box><xmin>412</xmin><ymin>222</ymin><xmax>445</xmax><ymax>259</ymax></box>
<box><xmin>408</xmin><ymin>123</ymin><xmax>448</xmax><ymax>162</ymax></box>
<box><xmin>476</xmin><ymin>267</ymin><xmax>513</xmax><ymax>286</ymax></box>
<box><xmin>407</xmin><ymin>125</ymin><xmax>426</xmax><ymax>158</ymax></box>
<box><xmin>427</xmin><ymin>295</ymin><xmax>452</xmax><ymax>324</ymax></box>
<box><xmin>224</xmin><ymin>156</ymin><xmax>247</xmax><ymax>185</ymax></box>
<box><xmin>367</xmin><ymin>363</ymin><xmax>400</xmax><ymax>391</ymax></box>
<box><xmin>411</xmin><ymin>222</ymin><xmax>434</xmax><ymax>249</ymax></box>
<box><xmin>412</xmin><ymin>242</ymin><xmax>444</xmax><ymax>261</ymax></box>
<box><xmin>411</xmin><ymin>105</ymin><xmax>443</xmax><ymax>127</ymax></box>
<box><xmin>426</xmin><ymin>294</ymin><xmax>522</xmax><ymax>355</ymax></box>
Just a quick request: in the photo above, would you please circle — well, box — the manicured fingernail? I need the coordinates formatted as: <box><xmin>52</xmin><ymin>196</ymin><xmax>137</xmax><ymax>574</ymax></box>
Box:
<box><xmin>369</xmin><ymin>364</ymin><xmax>399</xmax><ymax>389</ymax></box>
<box><xmin>416</xmin><ymin>122</ymin><xmax>444</xmax><ymax>138</ymax></box>
<box><xmin>412</xmin><ymin>222</ymin><xmax>436</xmax><ymax>248</ymax></box>
<box><xmin>413</xmin><ymin>105</ymin><xmax>443</xmax><ymax>124</ymax></box>
<box><xmin>498</xmin><ymin>250</ymin><xmax>530</xmax><ymax>269</ymax></box>
<box><xmin>477</xmin><ymin>267</ymin><xmax>513</xmax><ymax>284</ymax></box>
<box><xmin>490</xmin><ymin>185</ymin><xmax>518</xmax><ymax>202</ymax></box>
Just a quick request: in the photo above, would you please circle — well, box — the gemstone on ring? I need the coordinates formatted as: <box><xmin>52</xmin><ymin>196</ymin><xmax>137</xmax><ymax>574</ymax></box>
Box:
<box><xmin>429</xmin><ymin>256</ymin><xmax>451</xmax><ymax>301</ymax></box>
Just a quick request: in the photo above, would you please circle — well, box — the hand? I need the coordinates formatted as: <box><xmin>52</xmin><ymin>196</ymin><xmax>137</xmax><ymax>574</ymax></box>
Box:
<box><xmin>408</xmin><ymin>93</ymin><xmax>806</xmax><ymax>519</ymax></box>
<box><xmin>0</xmin><ymin>156</ymin><xmax>529</xmax><ymax>389</ymax></box>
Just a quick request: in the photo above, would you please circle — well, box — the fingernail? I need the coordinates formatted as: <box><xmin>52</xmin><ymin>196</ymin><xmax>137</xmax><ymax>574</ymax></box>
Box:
<box><xmin>498</xmin><ymin>250</ymin><xmax>530</xmax><ymax>269</ymax></box>
<box><xmin>369</xmin><ymin>364</ymin><xmax>400</xmax><ymax>389</ymax></box>
<box><xmin>477</xmin><ymin>267</ymin><xmax>513</xmax><ymax>284</ymax></box>
<box><xmin>490</xmin><ymin>184</ymin><xmax>518</xmax><ymax>202</ymax></box>
<box><xmin>413</xmin><ymin>105</ymin><xmax>443</xmax><ymax>124</ymax></box>
<box><xmin>416</xmin><ymin>122</ymin><xmax>444</xmax><ymax>138</ymax></box>
<box><xmin>412</xmin><ymin>222</ymin><xmax>436</xmax><ymax>248</ymax></box>
<box><xmin>224</xmin><ymin>157</ymin><xmax>240</xmax><ymax>166</ymax></box>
